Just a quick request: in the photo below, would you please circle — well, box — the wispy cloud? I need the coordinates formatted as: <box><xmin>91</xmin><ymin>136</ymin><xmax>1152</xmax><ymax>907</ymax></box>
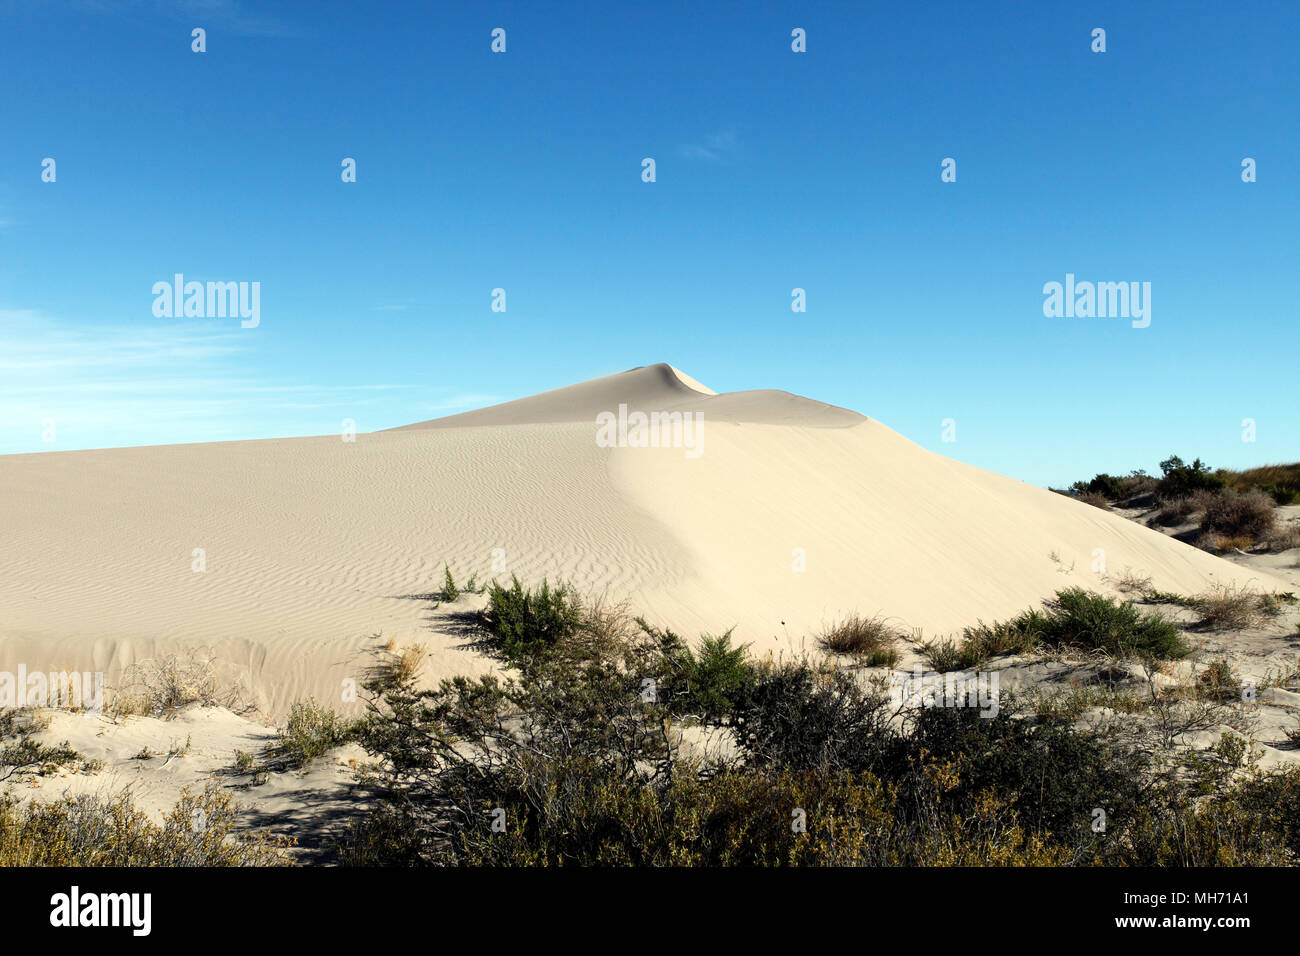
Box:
<box><xmin>0</xmin><ymin>309</ymin><xmax>418</xmax><ymax>452</ymax></box>
<box><xmin>59</xmin><ymin>0</ymin><xmax>305</xmax><ymax>39</ymax></box>
<box><xmin>370</xmin><ymin>298</ymin><xmax>415</xmax><ymax>313</ymax></box>
<box><xmin>677</xmin><ymin>129</ymin><xmax>741</xmax><ymax>162</ymax></box>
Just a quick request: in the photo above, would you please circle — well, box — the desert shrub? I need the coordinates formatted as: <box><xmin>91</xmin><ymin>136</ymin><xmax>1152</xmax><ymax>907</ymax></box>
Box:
<box><xmin>961</xmin><ymin>616</ymin><xmax>1042</xmax><ymax>662</ymax></box>
<box><xmin>1118</xmin><ymin>470</ymin><xmax>1160</xmax><ymax>499</ymax></box>
<box><xmin>818</xmin><ymin>614</ymin><xmax>900</xmax><ymax>665</ymax></box>
<box><xmin>920</xmin><ymin>638</ymin><xmax>967</xmax><ymax>672</ymax></box>
<box><xmin>259</xmin><ymin>698</ymin><xmax>358</xmax><ymax>772</ymax></box>
<box><xmin>1263</xmin><ymin>485</ymin><xmax>1299</xmax><ymax>505</ymax></box>
<box><xmin>1267</xmin><ymin>523</ymin><xmax>1300</xmax><ymax>552</ymax></box>
<box><xmin>0</xmin><ymin>783</ymin><xmax>292</xmax><ymax>866</ymax></box>
<box><xmin>891</xmin><ymin>703</ymin><xmax>1147</xmax><ymax>852</ymax></box>
<box><xmin>1197</xmin><ymin>658</ymin><xmax>1241</xmax><ymax>702</ymax></box>
<box><xmin>729</xmin><ymin>662</ymin><xmax>895</xmax><ymax>773</ymax></box>
<box><xmin>1069</xmin><ymin>470</ymin><xmax>1157</xmax><ymax>502</ymax></box>
<box><xmin>478</xmin><ymin>576</ymin><xmax>585</xmax><ymax>658</ymax></box>
<box><xmin>1201</xmin><ymin>533</ymin><xmax>1256</xmax><ymax>553</ymax></box>
<box><xmin>1151</xmin><ymin>497</ymin><xmax>1197</xmax><ymax>527</ymax></box>
<box><xmin>0</xmin><ymin>710</ymin><xmax>90</xmax><ymax>782</ymax></box>
<box><xmin>1259</xmin><ymin>591</ymin><xmax>1297</xmax><ymax>617</ymax></box>
<box><xmin>1218</xmin><ymin>463</ymin><xmax>1300</xmax><ymax>505</ymax></box>
<box><xmin>1071</xmin><ymin>473</ymin><xmax>1125</xmax><ymax>500</ymax></box>
<box><xmin>1157</xmin><ymin>455</ymin><xmax>1226</xmax><ymax>499</ymax></box>
<box><xmin>337</xmin><ymin>583</ymin><xmax>1300</xmax><ymax>867</ymax></box>
<box><xmin>1004</xmin><ymin>588</ymin><xmax>1187</xmax><ymax>659</ymax></box>
<box><xmin>432</xmin><ymin>762</ymin><xmax>1085</xmax><ymax>867</ymax></box>
<box><xmin>339</xmin><ymin>640</ymin><xmax>1112</xmax><ymax>865</ymax></box>
<box><xmin>673</xmin><ymin>630</ymin><xmax>755</xmax><ymax>720</ymax></box>
<box><xmin>341</xmin><ymin>611</ymin><xmax>693</xmax><ymax>864</ymax></box>
<box><xmin>1200</xmin><ymin>488</ymin><xmax>1277</xmax><ymax>542</ymax></box>
<box><xmin>1076</xmin><ymin>491</ymin><xmax>1111</xmax><ymax>510</ymax></box>
<box><xmin>1117</xmin><ymin>767</ymin><xmax>1300</xmax><ymax>865</ymax></box>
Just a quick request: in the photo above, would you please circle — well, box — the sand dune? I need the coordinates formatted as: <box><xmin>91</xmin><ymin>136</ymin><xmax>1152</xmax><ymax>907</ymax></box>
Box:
<box><xmin>0</xmin><ymin>364</ymin><xmax>1284</xmax><ymax>717</ymax></box>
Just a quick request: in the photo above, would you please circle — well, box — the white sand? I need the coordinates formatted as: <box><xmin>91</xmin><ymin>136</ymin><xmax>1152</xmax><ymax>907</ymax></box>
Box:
<box><xmin>0</xmin><ymin>363</ymin><xmax>1287</xmax><ymax>718</ymax></box>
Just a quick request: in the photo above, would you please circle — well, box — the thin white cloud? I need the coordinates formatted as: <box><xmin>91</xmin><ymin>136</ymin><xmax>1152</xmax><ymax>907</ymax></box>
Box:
<box><xmin>0</xmin><ymin>309</ymin><xmax>419</xmax><ymax>452</ymax></box>
<box><xmin>677</xmin><ymin>129</ymin><xmax>741</xmax><ymax>162</ymax></box>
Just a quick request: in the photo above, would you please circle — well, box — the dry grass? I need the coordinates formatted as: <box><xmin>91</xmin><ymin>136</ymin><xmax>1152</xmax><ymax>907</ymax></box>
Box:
<box><xmin>392</xmin><ymin>643</ymin><xmax>426</xmax><ymax>683</ymax></box>
<box><xmin>818</xmin><ymin>614</ymin><xmax>900</xmax><ymax>666</ymax></box>
<box><xmin>1200</xmin><ymin>488</ymin><xmax>1277</xmax><ymax>544</ymax></box>
<box><xmin>1219</xmin><ymin>462</ymin><xmax>1300</xmax><ymax>504</ymax></box>
<box><xmin>1151</xmin><ymin>497</ymin><xmax>1197</xmax><ymax>527</ymax></box>
<box><xmin>1077</xmin><ymin>491</ymin><xmax>1111</xmax><ymax>510</ymax></box>
<box><xmin>1190</xmin><ymin>584</ymin><xmax>1267</xmax><ymax>631</ymax></box>
<box><xmin>1266</xmin><ymin>522</ymin><xmax>1300</xmax><ymax>552</ymax></box>
<box><xmin>109</xmin><ymin>650</ymin><xmax>248</xmax><ymax>719</ymax></box>
<box><xmin>1110</xmin><ymin>567</ymin><xmax>1153</xmax><ymax>595</ymax></box>
<box><xmin>1199</xmin><ymin>533</ymin><xmax>1257</xmax><ymax>553</ymax></box>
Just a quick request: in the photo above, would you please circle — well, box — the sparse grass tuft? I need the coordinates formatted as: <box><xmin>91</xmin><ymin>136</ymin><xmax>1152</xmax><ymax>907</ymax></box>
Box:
<box><xmin>1110</xmin><ymin>568</ymin><xmax>1153</xmax><ymax>595</ymax></box>
<box><xmin>1190</xmin><ymin>584</ymin><xmax>1271</xmax><ymax>631</ymax></box>
<box><xmin>818</xmin><ymin>614</ymin><xmax>901</xmax><ymax>666</ymax></box>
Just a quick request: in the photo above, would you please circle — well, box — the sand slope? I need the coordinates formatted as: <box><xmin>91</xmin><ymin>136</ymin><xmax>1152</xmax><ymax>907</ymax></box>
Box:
<box><xmin>0</xmin><ymin>363</ymin><xmax>1285</xmax><ymax>717</ymax></box>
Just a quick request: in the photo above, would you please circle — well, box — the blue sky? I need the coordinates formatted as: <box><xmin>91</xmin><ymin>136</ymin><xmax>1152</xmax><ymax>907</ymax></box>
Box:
<box><xmin>2</xmin><ymin>0</ymin><xmax>1296</xmax><ymax>486</ymax></box>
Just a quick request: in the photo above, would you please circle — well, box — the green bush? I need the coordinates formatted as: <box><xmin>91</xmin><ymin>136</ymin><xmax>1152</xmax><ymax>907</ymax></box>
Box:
<box><xmin>894</xmin><ymin>703</ymin><xmax>1147</xmax><ymax>848</ymax></box>
<box><xmin>1157</xmin><ymin>455</ymin><xmax>1226</xmax><ymax>499</ymax></box>
<box><xmin>729</xmin><ymin>662</ymin><xmax>895</xmax><ymax>774</ymax></box>
<box><xmin>259</xmin><ymin>698</ymin><xmax>357</xmax><ymax>772</ymax></box>
<box><xmin>478</xmin><ymin>575</ymin><xmax>585</xmax><ymax>658</ymax></box>
<box><xmin>675</xmin><ymin>630</ymin><xmax>755</xmax><ymax>721</ymax></box>
<box><xmin>1072</xmin><ymin>473</ymin><xmax>1125</xmax><ymax>500</ymax></box>
<box><xmin>1006</xmin><ymin>588</ymin><xmax>1187</xmax><ymax>659</ymax></box>
<box><xmin>1069</xmin><ymin>470</ymin><xmax>1157</xmax><ymax>502</ymax></box>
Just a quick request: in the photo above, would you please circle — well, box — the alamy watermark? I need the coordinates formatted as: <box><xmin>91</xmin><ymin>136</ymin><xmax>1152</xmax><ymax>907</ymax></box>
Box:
<box><xmin>152</xmin><ymin>273</ymin><xmax>260</xmax><ymax>328</ymax></box>
<box><xmin>0</xmin><ymin>666</ymin><xmax>104</xmax><ymax>713</ymax></box>
<box><xmin>1042</xmin><ymin>273</ymin><xmax>1150</xmax><ymax>328</ymax></box>
<box><xmin>891</xmin><ymin>666</ymin><xmax>999</xmax><ymax>718</ymax></box>
<box><xmin>596</xmin><ymin>404</ymin><xmax>703</xmax><ymax>459</ymax></box>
